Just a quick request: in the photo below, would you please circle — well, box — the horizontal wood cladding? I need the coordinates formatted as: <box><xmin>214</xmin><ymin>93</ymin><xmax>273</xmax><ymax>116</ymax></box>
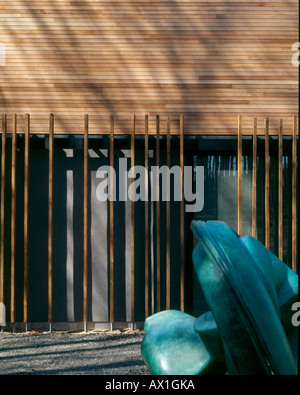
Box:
<box><xmin>0</xmin><ymin>0</ymin><xmax>298</xmax><ymax>135</ymax></box>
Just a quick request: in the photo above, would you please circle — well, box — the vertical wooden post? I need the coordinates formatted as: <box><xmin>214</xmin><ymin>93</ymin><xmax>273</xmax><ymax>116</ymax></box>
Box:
<box><xmin>0</xmin><ymin>114</ymin><xmax>7</xmax><ymax>305</ymax></box>
<box><xmin>11</xmin><ymin>114</ymin><xmax>17</xmax><ymax>324</ymax></box>
<box><xmin>166</xmin><ymin>115</ymin><xmax>170</xmax><ymax>310</ymax></box>
<box><xmin>278</xmin><ymin>119</ymin><xmax>283</xmax><ymax>261</ymax></box>
<box><xmin>292</xmin><ymin>116</ymin><xmax>297</xmax><ymax>272</ymax></box>
<box><xmin>237</xmin><ymin>115</ymin><xmax>242</xmax><ymax>236</ymax></box>
<box><xmin>83</xmin><ymin>114</ymin><xmax>89</xmax><ymax>329</ymax></box>
<box><xmin>131</xmin><ymin>115</ymin><xmax>135</xmax><ymax>324</ymax></box>
<box><xmin>180</xmin><ymin>115</ymin><xmax>184</xmax><ymax>312</ymax></box>
<box><xmin>252</xmin><ymin>118</ymin><xmax>257</xmax><ymax>238</ymax></box>
<box><xmin>265</xmin><ymin>118</ymin><xmax>270</xmax><ymax>250</ymax></box>
<box><xmin>156</xmin><ymin>115</ymin><xmax>160</xmax><ymax>312</ymax></box>
<box><xmin>24</xmin><ymin>114</ymin><xmax>30</xmax><ymax>325</ymax></box>
<box><xmin>48</xmin><ymin>114</ymin><xmax>54</xmax><ymax>328</ymax></box>
<box><xmin>144</xmin><ymin>115</ymin><xmax>149</xmax><ymax>319</ymax></box>
<box><xmin>109</xmin><ymin>114</ymin><xmax>114</xmax><ymax>324</ymax></box>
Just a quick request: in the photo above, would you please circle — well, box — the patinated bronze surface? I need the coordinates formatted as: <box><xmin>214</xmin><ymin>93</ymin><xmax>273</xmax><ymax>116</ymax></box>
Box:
<box><xmin>141</xmin><ymin>221</ymin><xmax>298</xmax><ymax>375</ymax></box>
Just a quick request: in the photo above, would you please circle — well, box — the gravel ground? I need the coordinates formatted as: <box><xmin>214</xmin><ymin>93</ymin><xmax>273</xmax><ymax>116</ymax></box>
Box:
<box><xmin>0</xmin><ymin>329</ymin><xmax>150</xmax><ymax>375</ymax></box>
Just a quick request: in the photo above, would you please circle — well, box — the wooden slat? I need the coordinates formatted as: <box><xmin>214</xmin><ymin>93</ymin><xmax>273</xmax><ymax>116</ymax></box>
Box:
<box><xmin>252</xmin><ymin>117</ymin><xmax>257</xmax><ymax>238</ymax></box>
<box><xmin>23</xmin><ymin>113</ymin><xmax>30</xmax><ymax>324</ymax></box>
<box><xmin>292</xmin><ymin>115</ymin><xmax>297</xmax><ymax>272</ymax></box>
<box><xmin>109</xmin><ymin>114</ymin><xmax>114</xmax><ymax>324</ymax></box>
<box><xmin>0</xmin><ymin>114</ymin><xmax>7</xmax><ymax>305</ymax></box>
<box><xmin>156</xmin><ymin>115</ymin><xmax>160</xmax><ymax>313</ymax></box>
<box><xmin>83</xmin><ymin>114</ymin><xmax>89</xmax><ymax>327</ymax></box>
<box><xmin>166</xmin><ymin>115</ymin><xmax>171</xmax><ymax>310</ymax></box>
<box><xmin>237</xmin><ymin>115</ymin><xmax>242</xmax><ymax>236</ymax></box>
<box><xmin>131</xmin><ymin>114</ymin><xmax>135</xmax><ymax>323</ymax></box>
<box><xmin>48</xmin><ymin>113</ymin><xmax>54</xmax><ymax>325</ymax></box>
<box><xmin>278</xmin><ymin>119</ymin><xmax>283</xmax><ymax>261</ymax></box>
<box><xmin>265</xmin><ymin>118</ymin><xmax>270</xmax><ymax>250</ymax></box>
<box><xmin>180</xmin><ymin>114</ymin><xmax>184</xmax><ymax>312</ymax></box>
<box><xmin>10</xmin><ymin>114</ymin><xmax>17</xmax><ymax>324</ymax></box>
<box><xmin>144</xmin><ymin>114</ymin><xmax>149</xmax><ymax>319</ymax></box>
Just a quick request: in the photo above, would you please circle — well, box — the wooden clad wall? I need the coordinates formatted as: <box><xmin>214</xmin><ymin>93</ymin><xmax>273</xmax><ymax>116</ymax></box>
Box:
<box><xmin>0</xmin><ymin>0</ymin><xmax>298</xmax><ymax>134</ymax></box>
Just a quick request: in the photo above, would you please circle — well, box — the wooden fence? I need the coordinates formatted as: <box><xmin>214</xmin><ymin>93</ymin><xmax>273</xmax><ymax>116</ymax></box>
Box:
<box><xmin>0</xmin><ymin>113</ymin><xmax>298</xmax><ymax>330</ymax></box>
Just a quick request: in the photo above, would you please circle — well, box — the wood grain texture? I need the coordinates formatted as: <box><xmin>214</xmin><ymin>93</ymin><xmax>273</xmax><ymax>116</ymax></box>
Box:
<box><xmin>278</xmin><ymin>119</ymin><xmax>283</xmax><ymax>261</ymax></box>
<box><xmin>265</xmin><ymin>118</ymin><xmax>270</xmax><ymax>250</ymax></box>
<box><xmin>130</xmin><ymin>114</ymin><xmax>135</xmax><ymax>322</ymax></box>
<box><xmin>83</xmin><ymin>113</ymin><xmax>89</xmax><ymax>324</ymax></box>
<box><xmin>0</xmin><ymin>0</ymin><xmax>297</xmax><ymax>134</ymax></box>
<box><xmin>23</xmin><ymin>113</ymin><xmax>30</xmax><ymax>323</ymax></box>
<box><xmin>252</xmin><ymin>117</ymin><xmax>257</xmax><ymax>238</ymax></box>
<box><xmin>292</xmin><ymin>116</ymin><xmax>297</xmax><ymax>272</ymax></box>
<box><xmin>180</xmin><ymin>114</ymin><xmax>184</xmax><ymax>312</ymax></box>
<box><xmin>166</xmin><ymin>115</ymin><xmax>170</xmax><ymax>310</ymax></box>
<box><xmin>144</xmin><ymin>114</ymin><xmax>149</xmax><ymax>318</ymax></box>
<box><xmin>0</xmin><ymin>114</ymin><xmax>6</xmax><ymax>304</ymax></box>
<box><xmin>109</xmin><ymin>114</ymin><xmax>114</xmax><ymax>323</ymax></box>
<box><xmin>10</xmin><ymin>114</ymin><xmax>17</xmax><ymax>323</ymax></box>
<box><xmin>155</xmin><ymin>114</ymin><xmax>160</xmax><ymax>312</ymax></box>
<box><xmin>237</xmin><ymin>115</ymin><xmax>242</xmax><ymax>235</ymax></box>
<box><xmin>48</xmin><ymin>113</ymin><xmax>54</xmax><ymax>323</ymax></box>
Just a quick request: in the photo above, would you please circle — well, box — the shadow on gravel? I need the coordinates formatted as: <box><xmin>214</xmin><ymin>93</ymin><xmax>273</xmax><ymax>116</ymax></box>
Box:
<box><xmin>0</xmin><ymin>330</ymin><xmax>149</xmax><ymax>375</ymax></box>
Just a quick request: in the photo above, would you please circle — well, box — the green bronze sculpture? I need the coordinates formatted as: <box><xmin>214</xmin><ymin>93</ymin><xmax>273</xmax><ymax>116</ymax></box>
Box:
<box><xmin>141</xmin><ymin>221</ymin><xmax>298</xmax><ymax>375</ymax></box>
